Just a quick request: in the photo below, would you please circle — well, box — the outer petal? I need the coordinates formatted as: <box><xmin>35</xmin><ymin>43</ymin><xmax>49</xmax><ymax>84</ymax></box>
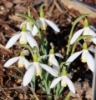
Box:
<box><xmin>66</xmin><ymin>51</ymin><xmax>82</xmax><ymax>65</ymax></box>
<box><xmin>88</xmin><ymin>47</ymin><xmax>95</xmax><ymax>53</ymax></box>
<box><xmin>55</xmin><ymin>53</ymin><xmax>63</xmax><ymax>58</ymax></box>
<box><xmin>44</xmin><ymin>18</ymin><xmax>60</xmax><ymax>32</ymax></box>
<box><xmin>39</xmin><ymin>63</ymin><xmax>58</xmax><ymax>77</ymax></box>
<box><xmin>23</xmin><ymin>50</ymin><xmax>29</xmax><ymax>56</ymax></box>
<box><xmin>70</xmin><ymin>28</ymin><xmax>84</xmax><ymax>44</ymax></box>
<box><xmin>86</xmin><ymin>51</ymin><xmax>95</xmax><ymax>72</ymax></box>
<box><xmin>26</xmin><ymin>33</ymin><xmax>39</xmax><ymax>49</ymax></box>
<box><xmin>66</xmin><ymin>77</ymin><xmax>75</xmax><ymax>94</ymax></box>
<box><xmin>49</xmin><ymin>55</ymin><xmax>59</xmax><ymax>73</ymax></box>
<box><xmin>22</xmin><ymin>65</ymin><xmax>35</xmax><ymax>86</ymax></box>
<box><xmin>31</xmin><ymin>25</ymin><xmax>38</xmax><ymax>36</ymax></box>
<box><xmin>50</xmin><ymin>76</ymin><xmax>63</xmax><ymax>88</ymax></box>
<box><xmin>4</xmin><ymin>57</ymin><xmax>19</xmax><ymax>67</ymax></box>
<box><xmin>49</xmin><ymin>54</ymin><xmax>59</xmax><ymax>67</ymax></box>
<box><xmin>23</xmin><ymin>58</ymin><xmax>31</xmax><ymax>69</ymax></box>
<box><xmin>5</xmin><ymin>33</ymin><xmax>21</xmax><ymax>49</ymax></box>
<box><xmin>89</xmin><ymin>29</ymin><xmax>96</xmax><ymax>44</ymax></box>
<box><xmin>40</xmin><ymin>55</ymin><xmax>49</xmax><ymax>59</ymax></box>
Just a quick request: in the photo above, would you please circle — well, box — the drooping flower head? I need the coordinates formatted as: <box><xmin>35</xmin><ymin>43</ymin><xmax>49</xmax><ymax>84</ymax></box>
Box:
<box><xmin>4</xmin><ymin>50</ymin><xmax>30</xmax><ymax>69</ymax></box>
<box><xmin>5</xmin><ymin>23</ymin><xmax>39</xmax><ymax>49</ymax></box>
<box><xmin>66</xmin><ymin>42</ymin><xmax>95</xmax><ymax>72</ymax></box>
<box><xmin>70</xmin><ymin>19</ymin><xmax>96</xmax><ymax>45</ymax></box>
<box><xmin>22</xmin><ymin>47</ymin><xmax>58</xmax><ymax>86</ymax></box>
<box><xmin>33</xmin><ymin>4</ymin><xmax>60</xmax><ymax>32</ymax></box>
<box><xmin>50</xmin><ymin>70</ymin><xmax>75</xmax><ymax>94</ymax></box>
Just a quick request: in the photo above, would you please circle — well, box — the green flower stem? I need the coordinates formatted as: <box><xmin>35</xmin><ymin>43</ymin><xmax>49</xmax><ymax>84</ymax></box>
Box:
<box><xmin>20</xmin><ymin>44</ymin><xmax>33</xmax><ymax>57</ymax></box>
<box><xmin>66</xmin><ymin>14</ymin><xmax>90</xmax><ymax>59</ymax></box>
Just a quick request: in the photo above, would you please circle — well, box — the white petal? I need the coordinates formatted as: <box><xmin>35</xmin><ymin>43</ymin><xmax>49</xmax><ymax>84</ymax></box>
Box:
<box><xmin>20</xmin><ymin>32</ymin><xmax>27</xmax><ymax>44</ymax></box>
<box><xmin>88</xmin><ymin>47</ymin><xmax>95</xmax><ymax>53</ymax></box>
<box><xmin>55</xmin><ymin>53</ymin><xmax>63</xmax><ymax>58</ymax></box>
<box><xmin>18</xmin><ymin>57</ymin><xmax>24</xmax><ymax>67</ymax></box>
<box><xmin>26</xmin><ymin>22</ymin><xmax>32</xmax><ymax>31</ymax></box>
<box><xmin>4</xmin><ymin>57</ymin><xmax>19</xmax><ymax>67</ymax></box>
<box><xmin>31</xmin><ymin>25</ymin><xmax>38</xmax><ymax>36</ymax></box>
<box><xmin>66</xmin><ymin>77</ymin><xmax>75</xmax><ymax>94</ymax></box>
<box><xmin>89</xmin><ymin>29</ymin><xmax>96</xmax><ymax>44</ymax></box>
<box><xmin>44</xmin><ymin>18</ymin><xmax>60</xmax><ymax>32</ymax></box>
<box><xmin>38</xmin><ymin>18</ymin><xmax>47</xmax><ymax>30</ymax></box>
<box><xmin>86</xmin><ymin>51</ymin><xmax>95</xmax><ymax>72</ymax></box>
<box><xmin>34</xmin><ymin>62</ymin><xmax>41</xmax><ymax>76</ymax></box>
<box><xmin>26</xmin><ymin>33</ymin><xmax>39</xmax><ymax>49</ymax></box>
<box><xmin>49</xmin><ymin>54</ymin><xmax>59</xmax><ymax>67</ymax></box>
<box><xmin>66</xmin><ymin>51</ymin><xmax>82</xmax><ymax>65</ymax></box>
<box><xmin>39</xmin><ymin>63</ymin><xmax>58</xmax><ymax>77</ymax></box>
<box><xmin>49</xmin><ymin>55</ymin><xmax>59</xmax><ymax>73</ymax></box>
<box><xmin>23</xmin><ymin>58</ymin><xmax>31</xmax><ymax>69</ymax></box>
<box><xmin>22</xmin><ymin>65</ymin><xmax>35</xmax><ymax>86</ymax></box>
<box><xmin>89</xmin><ymin>28</ymin><xmax>96</xmax><ymax>36</ymax></box>
<box><xmin>5</xmin><ymin>33</ymin><xmax>21</xmax><ymax>49</ymax></box>
<box><xmin>40</xmin><ymin>55</ymin><xmax>49</xmax><ymax>59</ymax></box>
<box><xmin>23</xmin><ymin>50</ymin><xmax>29</xmax><ymax>56</ymax></box>
<box><xmin>70</xmin><ymin>28</ymin><xmax>84</xmax><ymax>44</ymax></box>
<box><xmin>50</xmin><ymin>76</ymin><xmax>63</xmax><ymax>88</ymax></box>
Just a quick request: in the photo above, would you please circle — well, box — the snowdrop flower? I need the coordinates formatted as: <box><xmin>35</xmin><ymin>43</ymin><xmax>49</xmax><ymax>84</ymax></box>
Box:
<box><xmin>70</xmin><ymin>19</ymin><xmax>96</xmax><ymax>44</ymax></box>
<box><xmin>41</xmin><ymin>43</ymin><xmax>63</xmax><ymax>73</ymax></box>
<box><xmin>32</xmin><ymin>4</ymin><xmax>60</xmax><ymax>34</ymax></box>
<box><xmin>66</xmin><ymin>42</ymin><xmax>95</xmax><ymax>72</ymax></box>
<box><xmin>20</xmin><ymin>20</ymin><xmax>38</xmax><ymax>37</ymax></box>
<box><xmin>5</xmin><ymin>23</ymin><xmax>39</xmax><ymax>49</ymax></box>
<box><xmin>4</xmin><ymin>50</ymin><xmax>30</xmax><ymax>69</ymax></box>
<box><xmin>50</xmin><ymin>70</ymin><xmax>75</xmax><ymax>94</ymax></box>
<box><xmin>22</xmin><ymin>51</ymin><xmax>58</xmax><ymax>86</ymax></box>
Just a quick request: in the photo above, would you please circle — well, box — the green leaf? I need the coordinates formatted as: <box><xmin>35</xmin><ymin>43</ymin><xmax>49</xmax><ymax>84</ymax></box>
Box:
<box><xmin>13</xmin><ymin>66</ymin><xmax>24</xmax><ymax>76</ymax></box>
<box><xmin>64</xmin><ymin>92</ymin><xmax>71</xmax><ymax>100</ymax></box>
<box><xmin>9</xmin><ymin>74</ymin><xmax>22</xmax><ymax>79</ymax></box>
<box><xmin>39</xmin><ymin>83</ymin><xmax>46</xmax><ymax>92</ymax></box>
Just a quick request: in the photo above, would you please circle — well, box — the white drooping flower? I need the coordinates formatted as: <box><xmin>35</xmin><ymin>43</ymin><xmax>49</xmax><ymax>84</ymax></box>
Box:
<box><xmin>4</xmin><ymin>50</ymin><xmax>30</xmax><ymax>69</ymax></box>
<box><xmin>40</xmin><ymin>44</ymin><xmax>63</xmax><ymax>73</ymax></box>
<box><xmin>5</xmin><ymin>23</ymin><xmax>39</xmax><ymax>49</ymax></box>
<box><xmin>50</xmin><ymin>70</ymin><xmax>75</xmax><ymax>94</ymax></box>
<box><xmin>70</xmin><ymin>19</ymin><xmax>96</xmax><ymax>44</ymax></box>
<box><xmin>20</xmin><ymin>21</ymin><xmax>38</xmax><ymax>37</ymax></box>
<box><xmin>66</xmin><ymin>43</ymin><xmax>95</xmax><ymax>72</ymax></box>
<box><xmin>22</xmin><ymin>53</ymin><xmax>58</xmax><ymax>86</ymax></box>
<box><xmin>36</xmin><ymin>18</ymin><xmax>60</xmax><ymax>32</ymax></box>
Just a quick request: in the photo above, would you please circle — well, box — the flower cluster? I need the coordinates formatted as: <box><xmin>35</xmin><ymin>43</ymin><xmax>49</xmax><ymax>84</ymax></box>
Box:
<box><xmin>3</xmin><ymin>5</ymin><xmax>96</xmax><ymax>100</ymax></box>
